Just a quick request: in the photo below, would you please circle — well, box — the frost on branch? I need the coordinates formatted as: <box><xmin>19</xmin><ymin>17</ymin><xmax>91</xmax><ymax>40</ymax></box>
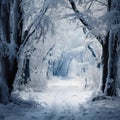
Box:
<box><xmin>13</xmin><ymin>0</ymin><xmax>58</xmax><ymax>92</ymax></box>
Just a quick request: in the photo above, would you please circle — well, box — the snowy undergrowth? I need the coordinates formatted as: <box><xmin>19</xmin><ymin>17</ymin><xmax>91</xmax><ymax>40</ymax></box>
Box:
<box><xmin>12</xmin><ymin>76</ymin><xmax>93</xmax><ymax>105</ymax></box>
<box><xmin>1</xmin><ymin>77</ymin><xmax>120</xmax><ymax>120</ymax></box>
<box><xmin>9</xmin><ymin>76</ymin><xmax>93</xmax><ymax>120</ymax></box>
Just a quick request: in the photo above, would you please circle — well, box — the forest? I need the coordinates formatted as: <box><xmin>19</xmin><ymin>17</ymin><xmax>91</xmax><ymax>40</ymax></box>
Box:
<box><xmin>0</xmin><ymin>0</ymin><xmax>120</xmax><ymax>120</ymax></box>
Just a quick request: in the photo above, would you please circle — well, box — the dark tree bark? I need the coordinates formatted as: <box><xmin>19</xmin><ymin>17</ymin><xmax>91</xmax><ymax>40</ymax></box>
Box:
<box><xmin>0</xmin><ymin>0</ymin><xmax>22</xmax><ymax>101</ymax></box>
<box><xmin>105</xmin><ymin>32</ymin><xmax>118</xmax><ymax>96</ymax></box>
<box><xmin>104</xmin><ymin>0</ymin><xmax>120</xmax><ymax>96</ymax></box>
<box><xmin>101</xmin><ymin>35</ymin><xmax>109</xmax><ymax>92</ymax></box>
<box><xmin>22</xmin><ymin>57</ymin><xmax>30</xmax><ymax>84</ymax></box>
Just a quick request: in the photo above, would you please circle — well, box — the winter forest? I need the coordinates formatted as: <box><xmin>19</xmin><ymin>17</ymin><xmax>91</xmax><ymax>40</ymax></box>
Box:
<box><xmin>0</xmin><ymin>0</ymin><xmax>120</xmax><ymax>120</ymax></box>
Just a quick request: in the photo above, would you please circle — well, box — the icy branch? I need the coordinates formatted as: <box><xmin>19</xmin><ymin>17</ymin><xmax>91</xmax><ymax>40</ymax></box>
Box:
<box><xmin>43</xmin><ymin>44</ymin><xmax>55</xmax><ymax>61</ymax></box>
<box><xmin>69</xmin><ymin>0</ymin><xmax>106</xmax><ymax>45</ymax></box>
<box><xmin>87</xmin><ymin>45</ymin><xmax>96</xmax><ymax>58</ymax></box>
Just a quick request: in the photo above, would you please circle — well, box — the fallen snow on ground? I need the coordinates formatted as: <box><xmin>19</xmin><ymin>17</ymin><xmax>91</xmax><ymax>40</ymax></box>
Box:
<box><xmin>0</xmin><ymin>77</ymin><xmax>120</xmax><ymax>120</ymax></box>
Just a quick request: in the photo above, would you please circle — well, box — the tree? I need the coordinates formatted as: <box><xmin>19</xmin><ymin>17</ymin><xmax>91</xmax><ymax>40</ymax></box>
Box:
<box><xmin>68</xmin><ymin>0</ymin><xmax>120</xmax><ymax>96</ymax></box>
<box><xmin>104</xmin><ymin>0</ymin><xmax>120</xmax><ymax>96</ymax></box>
<box><xmin>0</xmin><ymin>0</ymin><xmax>63</xmax><ymax>103</ymax></box>
<box><xmin>0</xmin><ymin>0</ymin><xmax>22</xmax><ymax>103</ymax></box>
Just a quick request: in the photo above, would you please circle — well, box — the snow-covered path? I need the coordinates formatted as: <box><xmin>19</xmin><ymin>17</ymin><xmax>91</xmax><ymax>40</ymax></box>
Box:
<box><xmin>0</xmin><ymin>78</ymin><xmax>120</xmax><ymax>120</ymax></box>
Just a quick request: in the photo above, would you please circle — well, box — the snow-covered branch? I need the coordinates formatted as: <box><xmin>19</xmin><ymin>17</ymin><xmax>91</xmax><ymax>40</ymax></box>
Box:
<box><xmin>69</xmin><ymin>0</ymin><xmax>106</xmax><ymax>45</ymax></box>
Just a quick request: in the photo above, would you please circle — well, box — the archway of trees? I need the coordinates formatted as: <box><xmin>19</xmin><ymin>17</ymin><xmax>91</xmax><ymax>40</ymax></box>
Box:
<box><xmin>0</xmin><ymin>0</ymin><xmax>120</xmax><ymax>104</ymax></box>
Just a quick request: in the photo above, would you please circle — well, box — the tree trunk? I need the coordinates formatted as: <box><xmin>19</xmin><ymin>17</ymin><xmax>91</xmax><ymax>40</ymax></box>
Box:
<box><xmin>105</xmin><ymin>32</ymin><xmax>118</xmax><ymax>96</ymax></box>
<box><xmin>1</xmin><ymin>57</ymin><xmax>18</xmax><ymax>94</ymax></box>
<box><xmin>0</xmin><ymin>0</ymin><xmax>22</xmax><ymax>103</ymax></box>
<box><xmin>101</xmin><ymin>35</ymin><xmax>109</xmax><ymax>92</ymax></box>
<box><xmin>69</xmin><ymin>0</ymin><xmax>118</xmax><ymax>96</ymax></box>
<box><xmin>103</xmin><ymin>0</ymin><xmax>120</xmax><ymax>96</ymax></box>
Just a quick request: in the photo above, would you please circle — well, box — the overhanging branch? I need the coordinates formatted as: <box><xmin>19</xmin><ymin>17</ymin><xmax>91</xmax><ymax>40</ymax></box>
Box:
<box><xmin>69</xmin><ymin>0</ymin><xmax>105</xmax><ymax>45</ymax></box>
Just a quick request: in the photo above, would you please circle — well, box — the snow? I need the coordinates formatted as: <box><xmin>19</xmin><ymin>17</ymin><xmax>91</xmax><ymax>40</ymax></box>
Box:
<box><xmin>0</xmin><ymin>77</ymin><xmax>120</xmax><ymax>120</ymax></box>
<box><xmin>1</xmin><ymin>1</ymin><xmax>120</xmax><ymax>120</ymax></box>
<box><xmin>13</xmin><ymin>77</ymin><xmax>92</xmax><ymax>106</ymax></box>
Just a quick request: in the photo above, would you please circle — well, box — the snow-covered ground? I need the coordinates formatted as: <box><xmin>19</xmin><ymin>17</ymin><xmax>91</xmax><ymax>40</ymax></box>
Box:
<box><xmin>0</xmin><ymin>77</ymin><xmax>120</xmax><ymax>120</ymax></box>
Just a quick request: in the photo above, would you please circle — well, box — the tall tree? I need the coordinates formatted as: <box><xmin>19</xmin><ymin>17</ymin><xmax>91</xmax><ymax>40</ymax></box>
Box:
<box><xmin>0</xmin><ymin>0</ymin><xmax>61</xmax><ymax>103</ymax></box>
<box><xmin>69</xmin><ymin>0</ymin><xmax>120</xmax><ymax>96</ymax></box>
<box><xmin>0</xmin><ymin>0</ymin><xmax>22</xmax><ymax>103</ymax></box>
<box><xmin>105</xmin><ymin>0</ymin><xmax>120</xmax><ymax>96</ymax></box>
